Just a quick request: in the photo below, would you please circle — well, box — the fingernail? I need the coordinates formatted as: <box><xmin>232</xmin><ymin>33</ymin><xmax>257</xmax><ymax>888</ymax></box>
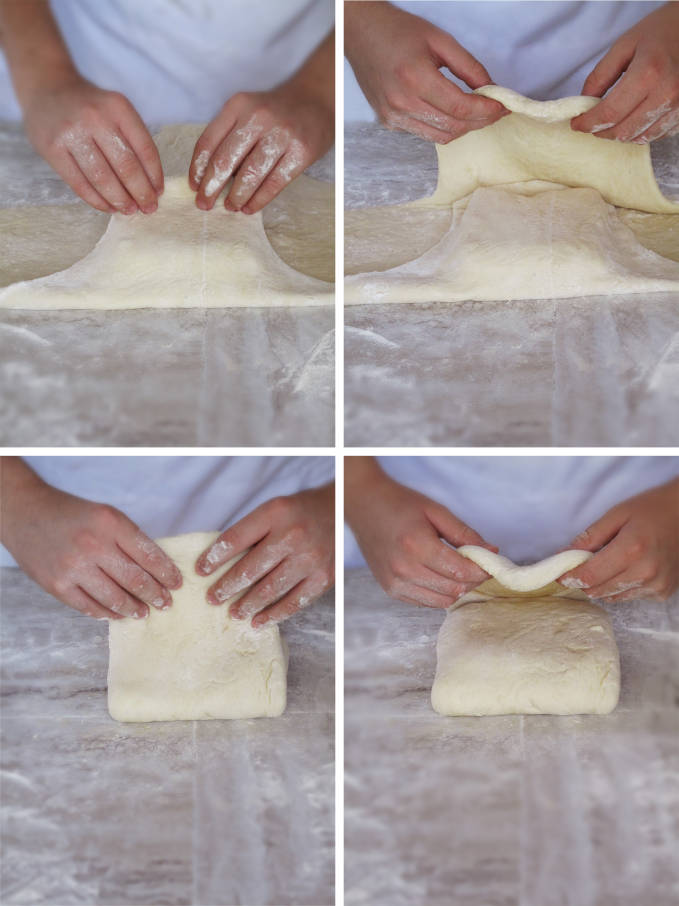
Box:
<box><xmin>124</xmin><ymin>204</ymin><xmax>138</xmax><ymax>215</ymax></box>
<box><xmin>142</xmin><ymin>202</ymin><xmax>157</xmax><ymax>215</ymax></box>
<box><xmin>241</xmin><ymin>205</ymin><xmax>253</xmax><ymax>215</ymax></box>
<box><xmin>561</xmin><ymin>577</ymin><xmax>589</xmax><ymax>590</ymax></box>
<box><xmin>224</xmin><ymin>201</ymin><xmax>237</xmax><ymax>212</ymax></box>
<box><xmin>196</xmin><ymin>198</ymin><xmax>209</xmax><ymax>211</ymax></box>
<box><xmin>229</xmin><ymin>605</ymin><xmax>245</xmax><ymax>620</ymax></box>
<box><xmin>132</xmin><ymin>610</ymin><xmax>147</xmax><ymax>620</ymax></box>
<box><xmin>633</xmin><ymin>137</ymin><xmax>649</xmax><ymax>144</ymax></box>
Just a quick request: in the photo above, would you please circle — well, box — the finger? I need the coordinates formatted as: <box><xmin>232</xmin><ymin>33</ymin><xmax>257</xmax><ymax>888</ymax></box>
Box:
<box><xmin>568</xmin><ymin>506</ymin><xmax>628</xmax><ymax>553</ymax></box>
<box><xmin>117</xmin><ymin>104</ymin><xmax>164</xmax><ymax>193</ymax></box>
<box><xmin>561</xmin><ymin>535</ymin><xmax>633</xmax><ymax>592</ymax></box>
<box><xmin>102</xmin><ymin>548</ymin><xmax>173</xmax><ymax>610</ymax></box>
<box><xmin>391</xmin><ymin>584</ymin><xmax>459</xmax><ymax>609</ymax></box>
<box><xmin>196</xmin><ymin>120</ymin><xmax>261</xmax><ymax>209</ymax></box>
<box><xmin>118</xmin><ymin>526</ymin><xmax>183</xmax><ymax>590</ymax></box>
<box><xmin>581</xmin><ymin>39</ymin><xmax>635</xmax><ymax>97</ymax></box>
<box><xmin>189</xmin><ymin>107</ymin><xmax>239</xmax><ymax>190</ymax></box>
<box><xmin>67</xmin><ymin>585</ymin><xmax>122</xmax><ymax>620</ymax></box>
<box><xmin>70</xmin><ymin>138</ymin><xmax>138</xmax><ymax>214</ymax></box>
<box><xmin>225</xmin><ymin>130</ymin><xmax>287</xmax><ymax>211</ymax></box>
<box><xmin>421</xmin><ymin>537</ymin><xmax>490</xmax><ymax>585</ymax></box>
<box><xmin>82</xmin><ymin>568</ymin><xmax>148</xmax><ymax>619</ymax></box>
<box><xmin>239</xmin><ymin>145</ymin><xmax>306</xmax><ymax>214</ymax></box>
<box><xmin>426</xmin><ymin>503</ymin><xmax>497</xmax><ymax>552</ymax></box>
<box><xmin>252</xmin><ymin>574</ymin><xmax>326</xmax><ymax>628</ymax></box>
<box><xmin>55</xmin><ymin>152</ymin><xmax>115</xmax><ymax>213</ymax></box>
<box><xmin>208</xmin><ymin>540</ymin><xmax>286</xmax><ymax>605</ymax></box>
<box><xmin>422</xmin><ymin>71</ymin><xmax>507</xmax><ymax>122</ymax></box>
<box><xmin>98</xmin><ymin>130</ymin><xmax>159</xmax><ymax>213</ymax></box>
<box><xmin>229</xmin><ymin>560</ymin><xmax>301</xmax><ymax>620</ymax></box>
<box><xmin>633</xmin><ymin>105</ymin><xmax>679</xmax><ymax>143</ymax></box>
<box><xmin>196</xmin><ymin>508</ymin><xmax>272</xmax><ymax>576</ymax></box>
<box><xmin>403</xmin><ymin>562</ymin><xmax>470</xmax><ymax>598</ymax></box>
<box><xmin>596</xmin><ymin>95</ymin><xmax>671</xmax><ymax>142</ymax></box>
<box><xmin>572</xmin><ymin>72</ymin><xmax>647</xmax><ymax>135</ymax></box>
<box><xmin>385</xmin><ymin>111</ymin><xmax>457</xmax><ymax>143</ymax></box>
<box><xmin>430</xmin><ymin>30</ymin><xmax>493</xmax><ymax>89</ymax></box>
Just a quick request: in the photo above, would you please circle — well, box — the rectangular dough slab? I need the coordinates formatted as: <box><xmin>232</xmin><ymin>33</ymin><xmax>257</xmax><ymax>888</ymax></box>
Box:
<box><xmin>431</xmin><ymin>595</ymin><xmax>620</xmax><ymax>717</ymax></box>
<box><xmin>108</xmin><ymin>532</ymin><xmax>287</xmax><ymax>722</ymax></box>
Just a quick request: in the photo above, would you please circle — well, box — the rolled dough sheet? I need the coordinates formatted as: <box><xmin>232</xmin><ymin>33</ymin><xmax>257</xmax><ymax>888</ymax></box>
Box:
<box><xmin>0</xmin><ymin>124</ymin><xmax>333</xmax><ymax>309</ymax></box>
<box><xmin>431</xmin><ymin>546</ymin><xmax>621</xmax><ymax>716</ymax></box>
<box><xmin>107</xmin><ymin>532</ymin><xmax>287</xmax><ymax>722</ymax></box>
<box><xmin>345</xmin><ymin>86</ymin><xmax>679</xmax><ymax>304</ymax></box>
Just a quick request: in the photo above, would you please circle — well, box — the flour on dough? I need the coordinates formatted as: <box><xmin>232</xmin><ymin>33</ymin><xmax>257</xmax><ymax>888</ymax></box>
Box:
<box><xmin>431</xmin><ymin>546</ymin><xmax>621</xmax><ymax>716</ymax></box>
<box><xmin>345</xmin><ymin>87</ymin><xmax>679</xmax><ymax>305</ymax></box>
<box><xmin>107</xmin><ymin>531</ymin><xmax>287</xmax><ymax>722</ymax></box>
<box><xmin>0</xmin><ymin>125</ymin><xmax>332</xmax><ymax>310</ymax></box>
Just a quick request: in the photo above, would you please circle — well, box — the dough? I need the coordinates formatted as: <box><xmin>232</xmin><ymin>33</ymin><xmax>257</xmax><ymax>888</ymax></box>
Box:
<box><xmin>107</xmin><ymin>532</ymin><xmax>287</xmax><ymax>722</ymax></box>
<box><xmin>431</xmin><ymin>546</ymin><xmax>621</xmax><ymax>716</ymax></box>
<box><xmin>345</xmin><ymin>87</ymin><xmax>679</xmax><ymax>304</ymax></box>
<box><xmin>0</xmin><ymin>125</ymin><xmax>333</xmax><ymax>310</ymax></box>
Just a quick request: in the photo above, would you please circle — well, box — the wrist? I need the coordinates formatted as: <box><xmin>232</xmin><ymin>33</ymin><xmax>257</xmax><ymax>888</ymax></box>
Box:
<box><xmin>0</xmin><ymin>458</ymin><xmax>45</xmax><ymax>547</ymax></box>
<box><xmin>15</xmin><ymin>58</ymin><xmax>80</xmax><ymax>110</ymax></box>
<box><xmin>345</xmin><ymin>458</ymin><xmax>387</xmax><ymax>522</ymax></box>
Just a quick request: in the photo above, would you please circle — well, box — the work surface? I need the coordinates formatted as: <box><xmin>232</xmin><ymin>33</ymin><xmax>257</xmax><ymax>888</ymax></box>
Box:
<box><xmin>0</xmin><ymin>126</ymin><xmax>334</xmax><ymax>447</ymax></box>
<box><xmin>0</xmin><ymin>567</ymin><xmax>334</xmax><ymax>906</ymax></box>
<box><xmin>344</xmin><ymin>124</ymin><xmax>679</xmax><ymax>447</ymax></box>
<box><xmin>344</xmin><ymin>568</ymin><xmax>679</xmax><ymax>906</ymax></box>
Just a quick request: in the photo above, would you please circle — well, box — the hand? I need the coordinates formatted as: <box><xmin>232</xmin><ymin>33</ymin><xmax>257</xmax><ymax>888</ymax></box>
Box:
<box><xmin>0</xmin><ymin>462</ymin><xmax>182</xmax><ymax>620</ymax></box>
<box><xmin>22</xmin><ymin>74</ymin><xmax>164</xmax><ymax>214</ymax></box>
<box><xmin>572</xmin><ymin>3</ymin><xmax>679</xmax><ymax>143</ymax></box>
<box><xmin>345</xmin><ymin>1</ymin><xmax>507</xmax><ymax>143</ymax></box>
<box><xmin>561</xmin><ymin>478</ymin><xmax>679</xmax><ymax>601</ymax></box>
<box><xmin>195</xmin><ymin>484</ymin><xmax>335</xmax><ymax>628</ymax></box>
<box><xmin>189</xmin><ymin>32</ymin><xmax>334</xmax><ymax>214</ymax></box>
<box><xmin>345</xmin><ymin>458</ymin><xmax>496</xmax><ymax>608</ymax></box>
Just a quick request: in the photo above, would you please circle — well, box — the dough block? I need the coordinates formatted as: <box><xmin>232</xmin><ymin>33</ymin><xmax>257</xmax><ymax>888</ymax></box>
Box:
<box><xmin>107</xmin><ymin>532</ymin><xmax>287</xmax><ymax>722</ymax></box>
<box><xmin>431</xmin><ymin>548</ymin><xmax>621</xmax><ymax>716</ymax></box>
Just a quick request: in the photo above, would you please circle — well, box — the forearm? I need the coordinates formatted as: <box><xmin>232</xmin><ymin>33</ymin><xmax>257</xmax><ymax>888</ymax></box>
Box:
<box><xmin>345</xmin><ymin>457</ymin><xmax>387</xmax><ymax>525</ymax></box>
<box><xmin>0</xmin><ymin>457</ymin><xmax>45</xmax><ymax>546</ymax></box>
<box><xmin>283</xmin><ymin>29</ymin><xmax>334</xmax><ymax>113</ymax></box>
<box><xmin>0</xmin><ymin>0</ymin><xmax>77</xmax><ymax>108</ymax></box>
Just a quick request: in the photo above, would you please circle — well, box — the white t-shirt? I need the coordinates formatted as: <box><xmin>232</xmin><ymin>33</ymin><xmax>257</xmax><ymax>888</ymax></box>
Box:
<box><xmin>1</xmin><ymin>456</ymin><xmax>334</xmax><ymax>567</ymax></box>
<box><xmin>345</xmin><ymin>456</ymin><xmax>679</xmax><ymax>567</ymax></box>
<box><xmin>0</xmin><ymin>0</ymin><xmax>333</xmax><ymax>123</ymax></box>
<box><xmin>345</xmin><ymin>0</ymin><xmax>663</xmax><ymax>121</ymax></box>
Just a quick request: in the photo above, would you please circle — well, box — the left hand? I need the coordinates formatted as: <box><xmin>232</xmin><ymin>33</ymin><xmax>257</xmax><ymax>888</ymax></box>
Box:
<box><xmin>195</xmin><ymin>484</ymin><xmax>335</xmax><ymax>627</ymax></box>
<box><xmin>188</xmin><ymin>85</ymin><xmax>333</xmax><ymax>214</ymax></box>
<box><xmin>560</xmin><ymin>478</ymin><xmax>679</xmax><ymax>602</ymax></box>
<box><xmin>572</xmin><ymin>3</ymin><xmax>679</xmax><ymax>143</ymax></box>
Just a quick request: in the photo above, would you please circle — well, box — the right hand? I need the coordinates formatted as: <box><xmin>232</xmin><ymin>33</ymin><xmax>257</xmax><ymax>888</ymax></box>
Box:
<box><xmin>345</xmin><ymin>1</ymin><xmax>508</xmax><ymax>142</ymax></box>
<box><xmin>346</xmin><ymin>466</ymin><xmax>496</xmax><ymax>608</ymax></box>
<box><xmin>22</xmin><ymin>73</ymin><xmax>163</xmax><ymax>214</ymax></box>
<box><xmin>2</xmin><ymin>481</ymin><xmax>182</xmax><ymax>620</ymax></box>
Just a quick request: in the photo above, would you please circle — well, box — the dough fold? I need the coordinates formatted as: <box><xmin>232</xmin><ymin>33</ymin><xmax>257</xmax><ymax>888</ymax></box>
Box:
<box><xmin>0</xmin><ymin>125</ymin><xmax>332</xmax><ymax>310</ymax></box>
<box><xmin>345</xmin><ymin>87</ymin><xmax>679</xmax><ymax>305</ymax></box>
<box><xmin>107</xmin><ymin>531</ymin><xmax>287</xmax><ymax>722</ymax></box>
<box><xmin>431</xmin><ymin>547</ymin><xmax>621</xmax><ymax>716</ymax></box>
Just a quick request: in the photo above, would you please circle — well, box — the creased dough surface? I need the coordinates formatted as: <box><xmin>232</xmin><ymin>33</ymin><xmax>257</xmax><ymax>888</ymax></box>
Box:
<box><xmin>107</xmin><ymin>531</ymin><xmax>287</xmax><ymax>722</ymax></box>
<box><xmin>431</xmin><ymin>546</ymin><xmax>621</xmax><ymax>716</ymax></box>
<box><xmin>345</xmin><ymin>86</ymin><xmax>679</xmax><ymax>305</ymax></box>
<box><xmin>0</xmin><ymin>125</ymin><xmax>332</xmax><ymax>310</ymax></box>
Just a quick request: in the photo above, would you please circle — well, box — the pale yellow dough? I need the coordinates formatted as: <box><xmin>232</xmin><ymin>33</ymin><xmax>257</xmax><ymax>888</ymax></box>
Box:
<box><xmin>0</xmin><ymin>125</ymin><xmax>333</xmax><ymax>310</ymax></box>
<box><xmin>345</xmin><ymin>87</ymin><xmax>679</xmax><ymax>304</ymax></box>
<box><xmin>431</xmin><ymin>547</ymin><xmax>621</xmax><ymax>717</ymax></box>
<box><xmin>107</xmin><ymin>532</ymin><xmax>287</xmax><ymax>722</ymax></box>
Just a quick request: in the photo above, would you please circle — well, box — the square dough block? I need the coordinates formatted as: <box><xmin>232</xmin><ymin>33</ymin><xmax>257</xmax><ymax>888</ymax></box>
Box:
<box><xmin>431</xmin><ymin>596</ymin><xmax>620</xmax><ymax>717</ymax></box>
<box><xmin>108</xmin><ymin>532</ymin><xmax>287</xmax><ymax>722</ymax></box>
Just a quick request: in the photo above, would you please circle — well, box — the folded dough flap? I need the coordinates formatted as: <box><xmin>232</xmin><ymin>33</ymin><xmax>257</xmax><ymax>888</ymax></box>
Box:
<box><xmin>454</xmin><ymin>546</ymin><xmax>592</xmax><ymax>603</ymax></box>
<box><xmin>107</xmin><ymin>531</ymin><xmax>288</xmax><ymax>722</ymax></box>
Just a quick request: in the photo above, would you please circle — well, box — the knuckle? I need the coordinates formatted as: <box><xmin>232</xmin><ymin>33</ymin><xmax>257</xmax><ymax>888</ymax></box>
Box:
<box><xmin>92</xmin><ymin>503</ymin><xmax>120</xmax><ymax>531</ymax></box>
<box><xmin>267</xmin><ymin>495</ymin><xmax>292</xmax><ymax>518</ymax></box>
<box><xmin>52</xmin><ymin>575</ymin><xmax>72</xmax><ymax>598</ymax></box>
<box><xmin>285</xmin><ymin>524</ymin><xmax>306</xmax><ymax>549</ymax></box>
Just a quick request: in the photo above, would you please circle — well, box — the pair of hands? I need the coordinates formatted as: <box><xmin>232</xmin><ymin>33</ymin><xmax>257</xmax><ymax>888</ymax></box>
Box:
<box><xmin>346</xmin><ymin>462</ymin><xmax>679</xmax><ymax>608</ymax></box>
<box><xmin>2</xmin><ymin>468</ymin><xmax>334</xmax><ymax>628</ymax></box>
<box><xmin>22</xmin><ymin>54</ymin><xmax>333</xmax><ymax>217</ymax></box>
<box><xmin>346</xmin><ymin>2</ymin><xmax>679</xmax><ymax>144</ymax></box>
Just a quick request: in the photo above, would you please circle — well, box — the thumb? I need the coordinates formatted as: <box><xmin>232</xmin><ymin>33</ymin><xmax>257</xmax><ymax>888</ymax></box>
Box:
<box><xmin>582</xmin><ymin>39</ymin><xmax>635</xmax><ymax>98</ymax></box>
<box><xmin>569</xmin><ymin>504</ymin><xmax>628</xmax><ymax>553</ymax></box>
<box><xmin>430</xmin><ymin>29</ymin><xmax>493</xmax><ymax>90</ymax></box>
<box><xmin>426</xmin><ymin>503</ymin><xmax>498</xmax><ymax>552</ymax></box>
